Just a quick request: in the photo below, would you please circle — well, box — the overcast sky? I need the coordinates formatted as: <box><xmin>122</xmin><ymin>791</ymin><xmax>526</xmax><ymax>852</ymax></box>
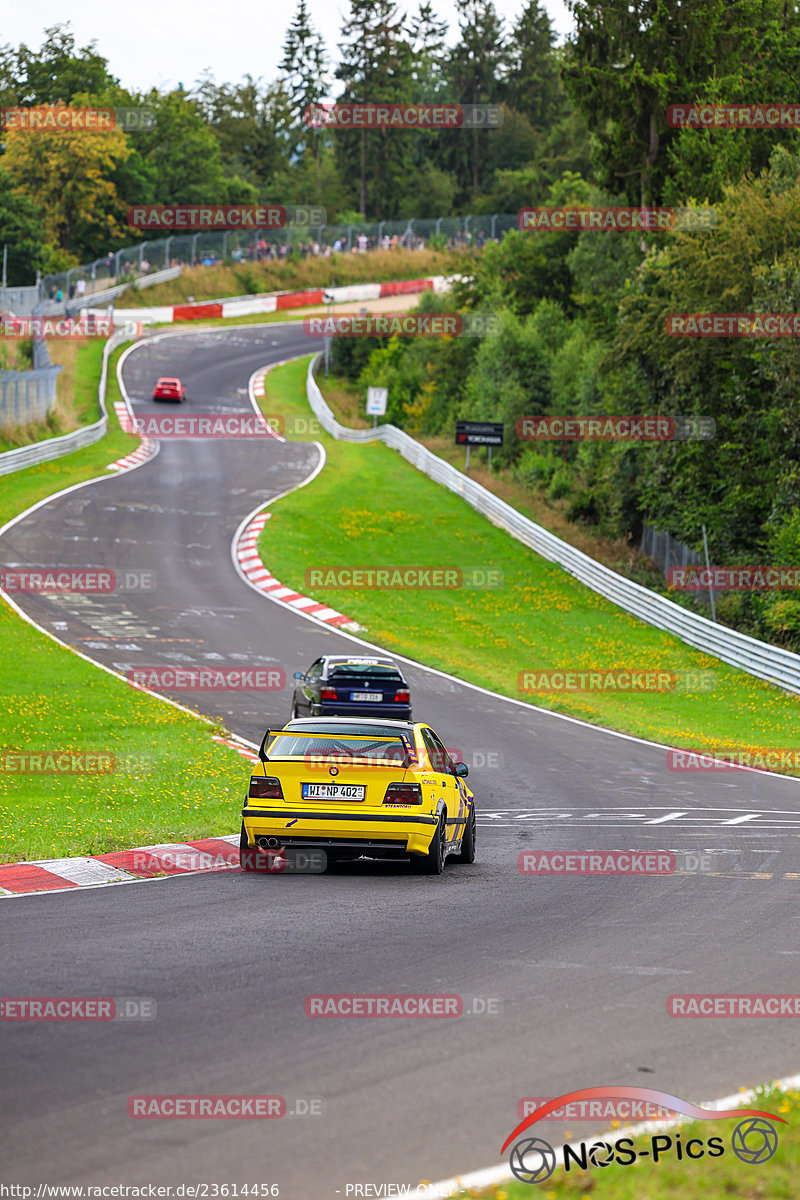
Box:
<box><xmin>4</xmin><ymin>0</ymin><xmax>574</xmax><ymax>95</ymax></box>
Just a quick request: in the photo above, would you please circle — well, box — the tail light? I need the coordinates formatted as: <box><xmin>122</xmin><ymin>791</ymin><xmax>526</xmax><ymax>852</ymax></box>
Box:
<box><xmin>383</xmin><ymin>782</ymin><xmax>422</xmax><ymax>805</ymax></box>
<box><xmin>319</xmin><ymin>688</ymin><xmax>337</xmax><ymax>701</ymax></box>
<box><xmin>248</xmin><ymin>776</ymin><xmax>283</xmax><ymax>800</ymax></box>
<box><xmin>393</xmin><ymin>689</ymin><xmax>410</xmax><ymax>703</ymax></box>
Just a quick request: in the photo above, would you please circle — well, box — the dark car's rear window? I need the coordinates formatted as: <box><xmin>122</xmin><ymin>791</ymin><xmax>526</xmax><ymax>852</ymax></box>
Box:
<box><xmin>329</xmin><ymin>664</ymin><xmax>404</xmax><ymax>681</ymax></box>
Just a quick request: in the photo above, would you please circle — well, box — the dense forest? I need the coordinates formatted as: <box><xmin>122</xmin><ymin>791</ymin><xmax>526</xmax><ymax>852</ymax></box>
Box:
<box><xmin>2</xmin><ymin>1</ymin><xmax>800</xmax><ymax>647</ymax></box>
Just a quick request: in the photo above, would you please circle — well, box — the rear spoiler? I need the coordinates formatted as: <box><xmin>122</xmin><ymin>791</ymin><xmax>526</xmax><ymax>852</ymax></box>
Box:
<box><xmin>258</xmin><ymin>731</ymin><xmax>283</xmax><ymax>762</ymax></box>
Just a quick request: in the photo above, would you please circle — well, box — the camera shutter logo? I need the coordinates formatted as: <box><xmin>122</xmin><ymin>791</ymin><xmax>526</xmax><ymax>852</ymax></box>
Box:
<box><xmin>509</xmin><ymin>1137</ymin><xmax>556</xmax><ymax>1184</ymax></box>
<box><xmin>731</xmin><ymin>1118</ymin><xmax>779</xmax><ymax>1164</ymax></box>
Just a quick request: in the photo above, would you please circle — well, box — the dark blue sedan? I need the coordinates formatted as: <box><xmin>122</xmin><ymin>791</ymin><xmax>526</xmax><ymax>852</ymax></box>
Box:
<box><xmin>291</xmin><ymin>655</ymin><xmax>412</xmax><ymax>721</ymax></box>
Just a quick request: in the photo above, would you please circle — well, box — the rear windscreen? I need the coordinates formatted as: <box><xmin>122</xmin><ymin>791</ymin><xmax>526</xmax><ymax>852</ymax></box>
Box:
<box><xmin>328</xmin><ymin>664</ymin><xmax>404</xmax><ymax>681</ymax></box>
<box><xmin>266</xmin><ymin>733</ymin><xmax>410</xmax><ymax>764</ymax></box>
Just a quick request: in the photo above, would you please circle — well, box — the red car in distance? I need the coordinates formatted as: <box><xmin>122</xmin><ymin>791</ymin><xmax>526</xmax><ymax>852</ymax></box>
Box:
<box><xmin>152</xmin><ymin>377</ymin><xmax>187</xmax><ymax>402</ymax></box>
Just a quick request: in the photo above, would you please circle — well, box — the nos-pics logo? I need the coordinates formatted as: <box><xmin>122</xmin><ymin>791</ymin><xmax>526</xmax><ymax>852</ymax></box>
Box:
<box><xmin>501</xmin><ymin>1087</ymin><xmax>783</xmax><ymax>1184</ymax></box>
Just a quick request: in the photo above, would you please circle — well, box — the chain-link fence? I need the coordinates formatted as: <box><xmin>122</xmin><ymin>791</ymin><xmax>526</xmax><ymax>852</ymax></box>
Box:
<box><xmin>0</xmin><ymin>285</ymin><xmax>41</xmax><ymax>316</ymax></box>
<box><xmin>0</xmin><ymin>361</ymin><xmax>62</xmax><ymax>427</ymax></box>
<box><xmin>40</xmin><ymin>212</ymin><xmax>518</xmax><ymax>299</ymax></box>
<box><xmin>0</xmin><ymin>300</ymin><xmax>63</xmax><ymax>430</ymax></box>
<box><xmin>641</xmin><ymin>525</ymin><xmax>705</xmax><ymax>576</ymax></box>
<box><xmin>641</xmin><ymin>524</ymin><xmax>711</xmax><ymax>605</ymax></box>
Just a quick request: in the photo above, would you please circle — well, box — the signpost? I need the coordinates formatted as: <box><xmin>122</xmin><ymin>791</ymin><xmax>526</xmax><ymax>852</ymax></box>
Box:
<box><xmin>323</xmin><ymin>291</ymin><xmax>334</xmax><ymax>377</ymax></box>
<box><xmin>455</xmin><ymin>420</ymin><xmax>504</xmax><ymax>470</ymax></box>
<box><xmin>366</xmin><ymin>386</ymin><xmax>388</xmax><ymax>427</ymax></box>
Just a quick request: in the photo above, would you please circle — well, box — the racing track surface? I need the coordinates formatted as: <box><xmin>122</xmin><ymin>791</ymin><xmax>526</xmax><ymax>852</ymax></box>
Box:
<box><xmin>2</xmin><ymin>324</ymin><xmax>800</xmax><ymax>1194</ymax></box>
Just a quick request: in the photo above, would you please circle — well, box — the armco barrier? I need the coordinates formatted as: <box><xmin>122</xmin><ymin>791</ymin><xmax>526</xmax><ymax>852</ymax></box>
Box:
<box><xmin>306</xmin><ymin>356</ymin><xmax>800</xmax><ymax>696</ymax></box>
<box><xmin>0</xmin><ymin>327</ymin><xmax>137</xmax><ymax>476</ymax></box>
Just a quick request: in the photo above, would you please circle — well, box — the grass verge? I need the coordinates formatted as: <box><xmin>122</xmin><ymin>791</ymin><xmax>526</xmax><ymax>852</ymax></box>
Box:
<box><xmin>470</xmin><ymin>1084</ymin><xmax>798</xmax><ymax>1199</ymax></box>
<box><xmin>256</xmin><ymin>358</ymin><xmax>800</xmax><ymax>762</ymax></box>
<box><xmin>0</xmin><ymin>341</ymin><xmax>252</xmax><ymax>863</ymax></box>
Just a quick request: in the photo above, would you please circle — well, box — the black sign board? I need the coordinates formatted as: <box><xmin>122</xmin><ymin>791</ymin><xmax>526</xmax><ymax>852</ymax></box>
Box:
<box><xmin>455</xmin><ymin>420</ymin><xmax>504</xmax><ymax>447</ymax></box>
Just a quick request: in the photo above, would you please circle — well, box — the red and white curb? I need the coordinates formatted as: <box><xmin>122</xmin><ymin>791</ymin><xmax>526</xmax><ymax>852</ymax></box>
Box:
<box><xmin>0</xmin><ymin>835</ymin><xmax>245</xmax><ymax>898</ymax></box>
<box><xmin>235</xmin><ymin>510</ymin><xmax>361</xmax><ymax>630</ymax></box>
<box><xmin>212</xmin><ymin>734</ymin><xmax>258</xmax><ymax>764</ymax></box>
<box><xmin>108</xmin><ymin>401</ymin><xmax>158</xmax><ymax>471</ymax></box>
<box><xmin>92</xmin><ymin>275</ymin><xmax>451</xmax><ymax>327</ymax></box>
<box><xmin>1</xmin><ymin>739</ymin><xmax>256</xmax><ymax>897</ymax></box>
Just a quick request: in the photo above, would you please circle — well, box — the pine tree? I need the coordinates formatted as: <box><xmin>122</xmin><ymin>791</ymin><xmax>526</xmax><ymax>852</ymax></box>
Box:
<box><xmin>335</xmin><ymin>0</ymin><xmax>415</xmax><ymax>217</ymax></box>
<box><xmin>504</xmin><ymin>0</ymin><xmax>564</xmax><ymax>132</ymax></box>
<box><xmin>408</xmin><ymin>2</ymin><xmax>449</xmax><ymax>101</ymax></box>
<box><xmin>446</xmin><ymin>0</ymin><xmax>507</xmax><ymax>200</ymax></box>
<box><xmin>280</xmin><ymin>0</ymin><xmax>329</xmax><ymax>168</ymax></box>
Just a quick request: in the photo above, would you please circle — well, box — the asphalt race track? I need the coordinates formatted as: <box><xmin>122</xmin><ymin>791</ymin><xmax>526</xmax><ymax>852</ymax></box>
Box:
<box><xmin>2</xmin><ymin>324</ymin><xmax>799</xmax><ymax>1194</ymax></box>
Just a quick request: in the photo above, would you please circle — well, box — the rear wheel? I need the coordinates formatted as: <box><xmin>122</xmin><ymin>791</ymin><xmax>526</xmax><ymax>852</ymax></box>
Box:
<box><xmin>451</xmin><ymin>803</ymin><xmax>476</xmax><ymax>863</ymax></box>
<box><xmin>239</xmin><ymin>822</ymin><xmax>260</xmax><ymax>872</ymax></box>
<box><xmin>412</xmin><ymin>812</ymin><xmax>446</xmax><ymax>875</ymax></box>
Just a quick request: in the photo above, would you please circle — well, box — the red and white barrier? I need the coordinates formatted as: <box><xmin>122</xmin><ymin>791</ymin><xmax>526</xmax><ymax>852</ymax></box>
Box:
<box><xmin>93</xmin><ymin>276</ymin><xmax>449</xmax><ymax>327</ymax></box>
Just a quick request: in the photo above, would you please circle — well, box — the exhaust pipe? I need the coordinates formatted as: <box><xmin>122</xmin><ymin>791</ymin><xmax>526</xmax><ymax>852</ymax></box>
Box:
<box><xmin>257</xmin><ymin>837</ymin><xmax>282</xmax><ymax>850</ymax></box>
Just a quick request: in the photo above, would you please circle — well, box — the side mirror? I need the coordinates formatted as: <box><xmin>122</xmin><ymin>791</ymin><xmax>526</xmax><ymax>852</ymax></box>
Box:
<box><xmin>454</xmin><ymin>762</ymin><xmax>469</xmax><ymax>778</ymax></box>
<box><xmin>293</xmin><ymin>671</ymin><xmax>305</xmax><ymax>680</ymax></box>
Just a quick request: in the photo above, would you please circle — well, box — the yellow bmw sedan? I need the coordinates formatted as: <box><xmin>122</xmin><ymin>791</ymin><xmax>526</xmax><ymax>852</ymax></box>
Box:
<box><xmin>240</xmin><ymin>717</ymin><xmax>476</xmax><ymax>875</ymax></box>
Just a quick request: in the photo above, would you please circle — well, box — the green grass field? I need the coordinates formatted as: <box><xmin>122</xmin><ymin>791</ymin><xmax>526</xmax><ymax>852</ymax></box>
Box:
<box><xmin>0</xmin><ymin>341</ymin><xmax>252</xmax><ymax>864</ymax></box>
<box><xmin>256</xmin><ymin>357</ymin><xmax>800</xmax><ymax>759</ymax></box>
<box><xmin>469</xmin><ymin>1084</ymin><xmax>798</xmax><ymax>1200</ymax></box>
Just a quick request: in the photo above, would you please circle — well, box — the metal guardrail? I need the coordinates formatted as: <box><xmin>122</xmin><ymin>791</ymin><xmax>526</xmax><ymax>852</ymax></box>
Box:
<box><xmin>306</xmin><ymin>355</ymin><xmax>800</xmax><ymax>696</ymax></box>
<box><xmin>0</xmin><ymin>327</ymin><xmax>135</xmax><ymax>476</ymax></box>
<box><xmin>37</xmin><ymin>266</ymin><xmax>184</xmax><ymax>319</ymax></box>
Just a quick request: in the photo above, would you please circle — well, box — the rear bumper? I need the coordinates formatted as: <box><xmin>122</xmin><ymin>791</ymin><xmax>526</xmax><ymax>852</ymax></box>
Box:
<box><xmin>242</xmin><ymin>806</ymin><xmax>436</xmax><ymax>855</ymax></box>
